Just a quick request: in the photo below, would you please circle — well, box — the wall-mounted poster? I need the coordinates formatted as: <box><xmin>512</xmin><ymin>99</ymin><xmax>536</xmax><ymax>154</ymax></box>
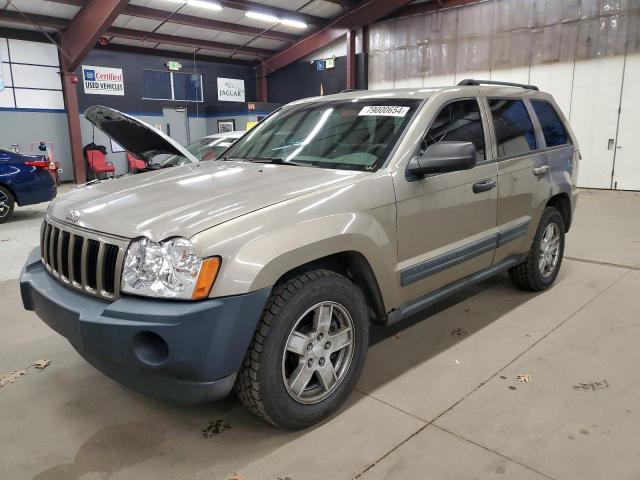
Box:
<box><xmin>217</xmin><ymin>77</ymin><xmax>245</xmax><ymax>102</ymax></box>
<box><xmin>82</xmin><ymin>65</ymin><xmax>125</xmax><ymax>96</ymax></box>
<box><xmin>218</xmin><ymin>120</ymin><xmax>235</xmax><ymax>133</ymax></box>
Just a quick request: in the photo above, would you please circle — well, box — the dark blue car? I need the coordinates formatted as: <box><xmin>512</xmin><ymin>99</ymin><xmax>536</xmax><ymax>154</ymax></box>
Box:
<box><xmin>0</xmin><ymin>148</ymin><xmax>57</xmax><ymax>223</ymax></box>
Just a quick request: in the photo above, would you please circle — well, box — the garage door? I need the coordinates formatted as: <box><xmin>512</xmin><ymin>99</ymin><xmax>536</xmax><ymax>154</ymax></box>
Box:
<box><xmin>571</xmin><ymin>56</ymin><xmax>625</xmax><ymax>189</ymax></box>
<box><xmin>612</xmin><ymin>53</ymin><xmax>640</xmax><ymax>191</ymax></box>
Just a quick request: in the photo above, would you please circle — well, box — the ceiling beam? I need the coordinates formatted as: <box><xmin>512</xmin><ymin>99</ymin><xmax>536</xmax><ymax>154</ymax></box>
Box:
<box><xmin>125</xmin><ymin>4</ymin><xmax>298</xmax><ymax>43</ymax></box>
<box><xmin>95</xmin><ymin>43</ymin><xmax>256</xmax><ymax>66</ymax></box>
<box><xmin>0</xmin><ymin>9</ymin><xmax>68</xmax><ymax>29</ymax></box>
<box><xmin>46</xmin><ymin>0</ymin><xmax>327</xmax><ymax>27</ymax></box>
<box><xmin>0</xmin><ymin>10</ymin><xmax>274</xmax><ymax>58</ymax></box>
<box><xmin>59</xmin><ymin>0</ymin><xmax>129</xmax><ymax>71</ymax></box>
<box><xmin>107</xmin><ymin>26</ymin><xmax>273</xmax><ymax>58</ymax></box>
<box><xmin>0</xmin><ymin>26</ymin><xmax>60</xmax><ymax>43</ymax></box>
<box><xmin>263</xmin><ymin>0</ymin><xmax>412</xmax><ymax>73</ymax></box>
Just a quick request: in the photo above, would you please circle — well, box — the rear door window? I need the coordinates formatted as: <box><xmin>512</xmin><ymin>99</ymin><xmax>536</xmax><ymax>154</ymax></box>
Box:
<box><xmin>531</xmin><ymin>100</ymin><xmax>571</xmax><ymax>148</ymax></box>
<box><xmin>423</xmin><ymin>99</ymin><xmax>486</xmax><ymax>160</ymax></box>
<box><xmin>488</xmin><ymin>99</ymin><xmax>537</xmax><ymax>158</ymax></box>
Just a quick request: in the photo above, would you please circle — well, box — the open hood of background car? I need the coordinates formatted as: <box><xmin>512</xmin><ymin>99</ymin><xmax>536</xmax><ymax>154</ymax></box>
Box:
<box><xmin>84</xmin><ymin>106</ymin><xmax>199</xmax><ymax>163</ymax></box>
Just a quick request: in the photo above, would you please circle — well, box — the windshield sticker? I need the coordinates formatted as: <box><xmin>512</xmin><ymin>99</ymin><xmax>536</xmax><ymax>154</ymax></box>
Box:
<box><xmin>358</xmin><ymin>106</ymin><xmax>410</xmax><ymax>117</ymax></box>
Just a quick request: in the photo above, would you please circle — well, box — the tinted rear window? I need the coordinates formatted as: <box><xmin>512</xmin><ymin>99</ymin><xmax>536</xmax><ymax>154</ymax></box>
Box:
<box><xmin>531</xmin><ymin>100</ymin><xmax>570</xmax><ymax>148</ymax></box>
<box><xmin>488</xmin><ymin>99</ymin><xmax>537</xmax><ymax>158</ymax></box>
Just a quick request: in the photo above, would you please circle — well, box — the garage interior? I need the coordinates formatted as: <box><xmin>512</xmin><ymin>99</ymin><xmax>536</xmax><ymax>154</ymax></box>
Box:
<box><xmin>1</xmin><ymin>0</ymin><xmax>640</xmax><ymax>479</ymax></box>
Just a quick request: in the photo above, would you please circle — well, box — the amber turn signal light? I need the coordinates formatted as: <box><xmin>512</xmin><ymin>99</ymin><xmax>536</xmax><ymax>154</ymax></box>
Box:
<box><xmin>192</xmin><ymin>257</ymin><xmax>221</xmax><ymax>300</ymax></box>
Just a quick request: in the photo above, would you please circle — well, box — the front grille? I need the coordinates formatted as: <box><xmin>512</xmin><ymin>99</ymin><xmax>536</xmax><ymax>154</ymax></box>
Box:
<box><xmin>40</xmin><ymin>217</ymin><xmax>128</xmax><ymax>300</ymax></box>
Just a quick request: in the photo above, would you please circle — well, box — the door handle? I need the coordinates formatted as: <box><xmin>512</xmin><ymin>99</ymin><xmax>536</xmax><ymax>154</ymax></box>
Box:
<box><xmin>533</xmin><ymin>165</ymin><xmax>550</xmax><ymax>176</ymax></box>
<box><xmin>472</xmin><ymin>179</ymin><xmax>497</xmax><ymax>194</ymax></box>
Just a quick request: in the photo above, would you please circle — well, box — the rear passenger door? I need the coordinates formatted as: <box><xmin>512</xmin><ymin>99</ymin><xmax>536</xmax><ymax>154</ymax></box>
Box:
<box><xmin>484</xmin><ymin>97</ymin><xmax>550</xmax><ymax>265</ymax></box>
<box><xmin>394</xmin><ymin>97</ymin><xmax>498</xmax><ymax>305</ymax></box>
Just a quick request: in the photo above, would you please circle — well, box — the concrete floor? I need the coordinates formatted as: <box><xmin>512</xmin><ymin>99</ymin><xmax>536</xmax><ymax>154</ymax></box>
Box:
<box><xmin>1</xmin><ymin>187</ymin><xmax>639</xmax><ymax>480</ymax></box>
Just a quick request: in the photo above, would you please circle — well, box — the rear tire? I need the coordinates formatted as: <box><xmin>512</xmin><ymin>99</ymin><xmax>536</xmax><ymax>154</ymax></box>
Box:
<box><xmin>0</xmin><ymin>186</ymin><xmax>15</xmax><ymax>224</ymax></box>
<box><xmin>509</xmin><ymin>207</ymin><xmax>565</xmax><ymax>291</ymax></box>
<box><xmin>235</xmin><ymin>269</ymin><xmax>369</xmax><ymax>430</ymax></box>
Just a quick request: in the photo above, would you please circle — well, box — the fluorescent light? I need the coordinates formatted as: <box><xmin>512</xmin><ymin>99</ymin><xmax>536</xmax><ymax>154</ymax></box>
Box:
<box><xmin>245</xmin><ymin>11</ymin><xmax>307</xmax><ymax>29</ymax></box>
<box><xmin>185</xmin><ymin>0</ymin><xmax>223</xmax><ymax>10</ymax></box>
<box><xmin>281</xmin><ymin>18</ymin><xmax>307</xmax><ymax>29</ymax></box>
<box><xmin>245</xmin><ymin>11</ymin><xmax>280</xmax><ymax>23</ymax></box>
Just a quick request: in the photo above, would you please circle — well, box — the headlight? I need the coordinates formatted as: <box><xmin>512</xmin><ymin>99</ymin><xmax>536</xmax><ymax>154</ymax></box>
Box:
<box><xmin>122</xmin><ymin>237</ymin><xmax>220</xmax><ymax>300</ymax></box>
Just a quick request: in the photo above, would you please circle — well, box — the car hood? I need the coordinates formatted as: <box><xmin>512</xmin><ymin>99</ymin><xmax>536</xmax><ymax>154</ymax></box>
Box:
<box><xmin>49</xmin><ymin>161</ymin><xmax>367</xmax><ymax>240</ymax></box>
<box><xmin>84</xmin><ymin>105</ymin><xmax>199</xmax><ymax>163</ymax></box>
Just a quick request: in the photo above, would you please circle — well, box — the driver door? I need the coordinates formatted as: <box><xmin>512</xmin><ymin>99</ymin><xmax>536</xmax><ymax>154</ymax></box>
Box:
<box><xmin>393</xmin><ymin>97</ymin><xmax>499</xmax><ymax>305</ymax></box>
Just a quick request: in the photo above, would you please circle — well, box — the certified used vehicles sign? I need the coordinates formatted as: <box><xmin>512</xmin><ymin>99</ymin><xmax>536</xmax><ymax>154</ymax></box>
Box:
<box><xmin>82</xmin><ymin>65</ymin><xmax>125</xmax><ymax>96</ymax></box>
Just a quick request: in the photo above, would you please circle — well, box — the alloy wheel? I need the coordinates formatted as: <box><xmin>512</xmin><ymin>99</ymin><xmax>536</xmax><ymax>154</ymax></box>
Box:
<box><xmin>0</xmin><ymin>191</ymin><xmax>9</xmax><ymax>218</ymax></box>
<box><xmin>282</xmin><ymin>301</ymin><xmax>355</xmax><ymax>404</ymax></box>
<box><xmin>539</xmin><ymin>222</ymin><xmax>561</xmax><ymax>278</ymax></box>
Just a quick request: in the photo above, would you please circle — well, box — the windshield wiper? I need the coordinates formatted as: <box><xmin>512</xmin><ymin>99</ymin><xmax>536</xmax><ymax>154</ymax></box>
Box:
<box><xmin>247</xmin><ymin>157</ymin><xmax>311</xmax><ymax>167</ymax></box>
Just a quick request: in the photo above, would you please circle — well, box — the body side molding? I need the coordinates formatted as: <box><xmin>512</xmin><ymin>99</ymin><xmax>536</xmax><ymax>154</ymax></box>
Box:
<box><xmin>400</xmin><ymin>221</ymin><xmax>530</xmax><ymax>287</ymax></box>
<box><xmin>389</xmin><ymin>255</ymin><xmax>525</xmax><ymax>324</ymax></box>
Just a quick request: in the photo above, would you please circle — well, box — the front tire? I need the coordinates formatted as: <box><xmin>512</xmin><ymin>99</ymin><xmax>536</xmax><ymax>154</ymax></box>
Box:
<box><xmin>509</xmin><ymin>207</ymin><xmax>565</xmax><ymax>291</ymax></box>
<box><xmin>235</xmin><ymin>269</ymin><xmax>369</xmax><ymax>429</ymax></box>
<box><xmin>0</xmin><ymin>186</ymin><xmax>15</xmax><ymax>224</ymax></box>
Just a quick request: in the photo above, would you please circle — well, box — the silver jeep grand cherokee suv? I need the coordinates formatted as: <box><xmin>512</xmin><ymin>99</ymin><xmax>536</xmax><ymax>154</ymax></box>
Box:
<box><xmin>20</xmin><ymin>80</ymin><xmax>578</xmax><ymax>429</ymax></box>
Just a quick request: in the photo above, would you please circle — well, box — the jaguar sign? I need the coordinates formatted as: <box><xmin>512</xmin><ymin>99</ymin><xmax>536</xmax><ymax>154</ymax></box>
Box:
<box><xmin>217</xmin><ymin>77</ymin><xmax>245</xmax><ymax>102</ymax></box>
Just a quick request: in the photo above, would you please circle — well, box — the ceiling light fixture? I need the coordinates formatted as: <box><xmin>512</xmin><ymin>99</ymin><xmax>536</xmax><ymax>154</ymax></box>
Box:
<box><xmin>281</xmin><ymin>18</ymin><xmax>308</xmax><ymax>29</ymax></box>
<box><xmin>245</xmin><ymin>11</ymin><xmax>308</xmax><ymax>29</ymax></box>
<box><xmin>167</xmin><ymin>0</ymin><xmax>223</xmax><ymax>10</ymax></box>
<box><xmin>187</xmin><ymin>0</ymin><xmax>223</xmax><ymax>10</ymax></box>
<box><xmin>245</xmin><ymin>11</ymin><xmax>280</xmax><ymax>23</ymax></box>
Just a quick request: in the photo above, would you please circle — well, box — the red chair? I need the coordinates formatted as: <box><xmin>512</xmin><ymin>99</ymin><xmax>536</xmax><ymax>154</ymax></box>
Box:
<box><xmin>127</xmin><ymin>153</ymin><xmax>147</xmax><ymax>173</ymax></box>
<box><xmin>86</xmin><ymin>149</ymin><xmax>115</xmax><ymax>179</ymax></box>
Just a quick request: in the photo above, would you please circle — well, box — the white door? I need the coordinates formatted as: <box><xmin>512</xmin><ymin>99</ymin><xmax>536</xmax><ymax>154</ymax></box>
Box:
<box><xmin>162</xmin><ymin>107</ymin><xmax>189</xmax><ymax>145</ymax></box>
<box><xmin>612</xmin><ymin>54</ymin><xmax>640</xmax><ymax>191</ymax></box>
<box><xmin>571</xmin><ymin>56</ymin><xmax>625</xmax><ymax>189</ymax></box>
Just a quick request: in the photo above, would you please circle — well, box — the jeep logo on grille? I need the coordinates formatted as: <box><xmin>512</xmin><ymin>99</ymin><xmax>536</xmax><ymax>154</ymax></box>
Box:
<box><xmin>66</xmin><ymin>210</ymin><xmax>80</xmax><ymax>223</ymax></box>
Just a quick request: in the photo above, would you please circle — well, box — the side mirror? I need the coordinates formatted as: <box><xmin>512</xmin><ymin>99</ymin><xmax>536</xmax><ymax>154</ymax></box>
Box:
<box><xmin>407</xmin><ymin>141</ymin><xmax>478</xmax><ymax>177</ymax></box>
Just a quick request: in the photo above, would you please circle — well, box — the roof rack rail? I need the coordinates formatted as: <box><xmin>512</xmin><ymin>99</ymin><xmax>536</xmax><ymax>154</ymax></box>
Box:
<box><xmin>340</xmin><ymin>89</ymin><xmax>362</xmax><ymax>93</ymax></box>
<box><xmin>457</xmin><ymin>79</ymin><xmax>539</xmax><ymax>91</ymax></box>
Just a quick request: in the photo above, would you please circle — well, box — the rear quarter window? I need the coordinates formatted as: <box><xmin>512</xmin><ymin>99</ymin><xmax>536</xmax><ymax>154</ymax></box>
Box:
<box><xmin>488</xmin><ymin>99</ymin><xmax>537</xmax><ymax>158</ymax></box>
<box><xmin>531</xmin><ymin>100</ymin><xmax>571</xmax><ymax>148</ymax></box>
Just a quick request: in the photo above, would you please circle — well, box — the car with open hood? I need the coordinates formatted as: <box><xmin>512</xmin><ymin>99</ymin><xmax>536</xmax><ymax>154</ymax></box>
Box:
<box><xmin>20</xmin><ymin>82</ymin><xmax>578</xmax><ymax>429</ymax></box>
<box><xmin>136</xmin><ymin>131</ymin><xmax>246</xmax><ymax>173</ymax></box>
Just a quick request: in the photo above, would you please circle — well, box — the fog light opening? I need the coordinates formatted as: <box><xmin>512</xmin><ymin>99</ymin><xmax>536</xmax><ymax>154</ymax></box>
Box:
<box><xmin>133</xmin><ymin>331</ymin><xmax>169</xmax><ymax>366</ymax></box>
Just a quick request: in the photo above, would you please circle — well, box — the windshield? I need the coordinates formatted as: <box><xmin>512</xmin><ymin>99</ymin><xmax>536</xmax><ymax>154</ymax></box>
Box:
<box><xmin>158</xmin><ymin>136</ymin><xmax>239</xmax><ymax>167</ymax></box>
<box><xmin>221</xmin><ymin>99</ymin><xmax>422</xmax><ymax>171</ymax></box>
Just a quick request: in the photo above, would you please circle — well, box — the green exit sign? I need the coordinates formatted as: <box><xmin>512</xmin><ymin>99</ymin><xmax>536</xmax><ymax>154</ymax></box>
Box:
<box><xmin>325</xmin><ymin>57</ymin><xmax>335</xmax><ymax>69</ymax></box>
<box><xmin>165</xmin><ymin>60</ymin><xmax>182</xmax><ymax>71</ymax></box>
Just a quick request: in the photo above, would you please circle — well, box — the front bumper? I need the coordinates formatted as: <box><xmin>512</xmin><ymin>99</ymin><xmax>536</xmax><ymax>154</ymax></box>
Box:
<box><xmin>20</xmin><ymin>248</ymin><xmax>270</xmax><ymax>403</ymax></box>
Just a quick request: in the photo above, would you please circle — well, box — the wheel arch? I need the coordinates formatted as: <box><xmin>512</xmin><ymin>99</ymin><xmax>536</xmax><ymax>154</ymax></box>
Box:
<box><xmin>272</xmin><ymin>251</ymin><xmax>388</xmax><ymax>325</ymax></box>
<box><xmin>0</xmin><ymin>182</ymin><xmax>18</xmax><ymax>203</ymax></box>
<box><xmin>546</xmin><ymin>192</ymin><xmax>572</xmax><ymax>232</ymax></box>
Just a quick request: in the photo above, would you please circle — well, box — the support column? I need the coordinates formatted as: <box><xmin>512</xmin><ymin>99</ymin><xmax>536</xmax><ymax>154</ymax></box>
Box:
<box><xmin>256</xmin><ymin>62</ymin><xmax>268</xmax><ymax>103</ymax></box>
<box><xmin>346</xmin><ymin>29</ymin><xmax>356</xmax><ymax>90</ymax></box>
